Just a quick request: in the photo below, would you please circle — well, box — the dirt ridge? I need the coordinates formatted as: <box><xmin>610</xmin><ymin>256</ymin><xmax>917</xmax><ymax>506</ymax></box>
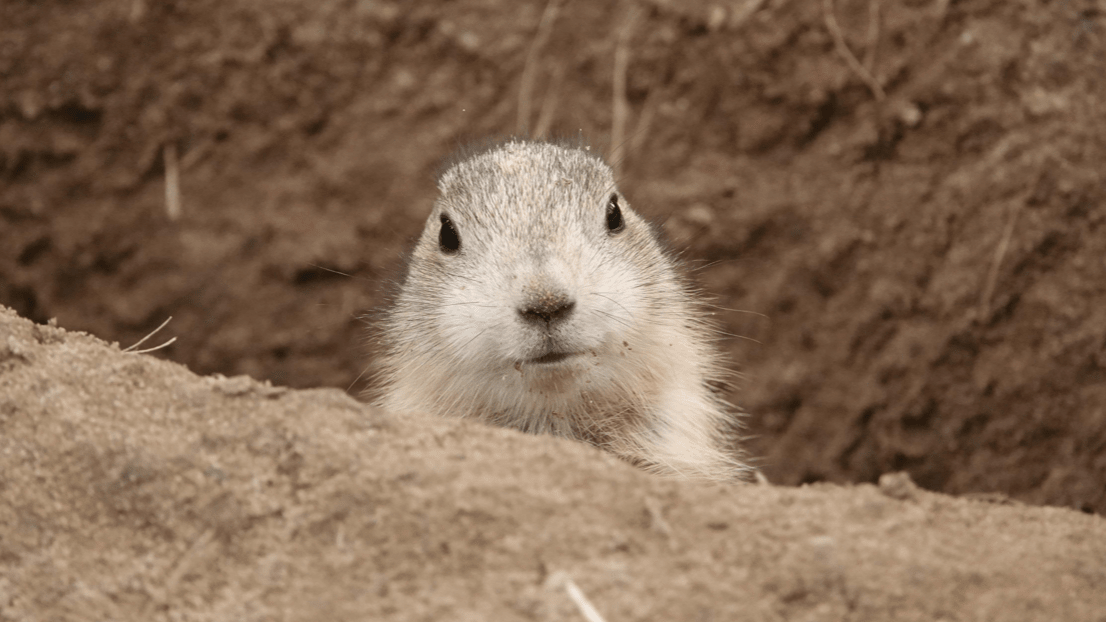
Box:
<box><xmin>0</xmin><ymin>305</ymin><xmax>1103</xmax><ymax>621</ymax></box>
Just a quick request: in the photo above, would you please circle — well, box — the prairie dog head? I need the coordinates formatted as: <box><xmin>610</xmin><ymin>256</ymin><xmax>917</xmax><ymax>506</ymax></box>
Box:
<box><xmin>376</xmin><ymin>139</ymin><xmax>698</xmax><ymax>437</ymax></box>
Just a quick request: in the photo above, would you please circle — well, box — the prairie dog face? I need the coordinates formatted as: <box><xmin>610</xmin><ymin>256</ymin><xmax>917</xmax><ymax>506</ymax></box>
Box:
<box><xmin>376</xmin><ymin>140</ymin><xmax>749</xmax><ymax>481</ymax></box>
<box><xmin>394</xmin><ymin>140</ymin><xmax>679</xmax><ymax>402</ymax></box>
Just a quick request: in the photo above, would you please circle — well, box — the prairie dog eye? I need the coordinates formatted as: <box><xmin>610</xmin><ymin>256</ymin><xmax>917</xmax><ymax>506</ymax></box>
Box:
<box><xmin>439</xmin><ymin>214</ymin><xmax>461</xmax><ymax>254</ymax></box>
<box><xmin>606</xmin><ymin>194</ymin><xmax>625</xmax><ymax>234</ymax></box>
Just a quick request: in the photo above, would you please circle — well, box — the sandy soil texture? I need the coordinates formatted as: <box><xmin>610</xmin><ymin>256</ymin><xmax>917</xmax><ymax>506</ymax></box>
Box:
<box><xmin>0</xmin><ymin>306</ymin><xmax>1103</xmax><ymax>620</ymax></box>
<box><xmin>0</xmin><ymin>0</ymin><xmax>1103</xmax><ymax>524</ymax></box>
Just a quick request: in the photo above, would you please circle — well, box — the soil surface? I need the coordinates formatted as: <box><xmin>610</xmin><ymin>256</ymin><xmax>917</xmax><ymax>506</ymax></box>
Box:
<box><xmin>0</xmin><ymin>306</ymin><xmax>1104</xmax><ymax>621</ymax></box>
<box><xmin>0</xmin><ymin>0</ymin><xmax>1104</xmax><ymax>519</ymax></box>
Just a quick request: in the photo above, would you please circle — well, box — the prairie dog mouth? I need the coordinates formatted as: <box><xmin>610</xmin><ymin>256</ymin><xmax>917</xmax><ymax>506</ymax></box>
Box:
<box><xmin>527</xmin><ymin>351</ymin><xmax>578</xmax><ymax>365</ymax></box>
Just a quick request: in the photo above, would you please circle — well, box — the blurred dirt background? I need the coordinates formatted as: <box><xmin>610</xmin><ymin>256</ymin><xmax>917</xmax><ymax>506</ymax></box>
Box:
<box><xmin>0</xmin><ymin>0</ymin><xmax>1104</xmax><ymax>513</ymax></box>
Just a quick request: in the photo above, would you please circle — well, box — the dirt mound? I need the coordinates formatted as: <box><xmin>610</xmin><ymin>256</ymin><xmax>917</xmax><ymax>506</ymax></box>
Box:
<box><xmin>0</xmin><ymin>306</ymin><xmax>1102</xmax><ymax>620</ymax></box>
<box><xmin>0</xmin><ymin>1</ymin><xmax>1103</xmax><ymax>515</ymax></box>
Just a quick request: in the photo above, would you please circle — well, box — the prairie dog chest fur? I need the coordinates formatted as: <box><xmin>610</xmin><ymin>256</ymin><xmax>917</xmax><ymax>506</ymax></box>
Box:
<box><xmin>373</xmin><ymin>138</ymin><xmax>749</xmax><ymax>480</ymax></box>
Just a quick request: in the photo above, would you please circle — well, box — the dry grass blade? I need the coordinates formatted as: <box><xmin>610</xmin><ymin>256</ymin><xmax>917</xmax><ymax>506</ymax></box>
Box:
<box><xmin>124</xmin><ymin>316</ymin><xmax>176</xmax><ymax>354</ymax></box>
<box><xmin>564</xmin><ymin>577</ymin><xmax>608</xmax><ymax>622</ymax></box>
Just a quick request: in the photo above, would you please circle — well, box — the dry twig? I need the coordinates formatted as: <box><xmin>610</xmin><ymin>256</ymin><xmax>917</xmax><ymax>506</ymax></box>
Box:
<box><xmin>629</xmin><ymin>88</ymin><xmax>657</xmax><ymax>155</ymax></box>
<box><xmin>978</xmin><ymin>203</ymin><xmax>1021</xmax><ymax>321</ymax></box>
<box><xmin>164</xmin><ymin>143</ymin><xmax>182</xmax><ymax>221</ymax></box>
<box><xmin>863</xmin><ymin>0</ymin><xmax>881</xmax><ymax>73</ymax></box>
<box><xmin>610</xmin><ymin>6</ymin><xmax>641</xmax><ymax>177</ymax></box>
<box><xmin>518</xmin><ymin>0</ymin><xmax>563</xmax><ymax>135</ymax></box>
<box><xmin>731</xmin><ymin>0</ymin><xmax>769</xmax><ymax>28</ymax></box>
<box><xmin>823</xmin><ymin>0</ymin><xmax>885</xmax><ymax>101</ymax></box>
<box><xmin>532</xmin><ymin>64</ymin><xmax>564</xmax><ymax>139</ymax></box>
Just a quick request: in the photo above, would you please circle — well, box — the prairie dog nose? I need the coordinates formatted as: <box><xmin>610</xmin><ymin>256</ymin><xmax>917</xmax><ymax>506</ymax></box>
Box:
<box><xmin>518</xmin><ymin>290</ymin><xmax>575</xmax><ymax>326</ymax></box>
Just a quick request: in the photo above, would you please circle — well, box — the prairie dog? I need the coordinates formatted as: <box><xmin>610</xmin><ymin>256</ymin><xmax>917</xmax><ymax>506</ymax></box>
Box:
<box><xmin>372</xmin><ymin>139</ymin><xmax>750</xmax><ymax>480</ymax></box>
